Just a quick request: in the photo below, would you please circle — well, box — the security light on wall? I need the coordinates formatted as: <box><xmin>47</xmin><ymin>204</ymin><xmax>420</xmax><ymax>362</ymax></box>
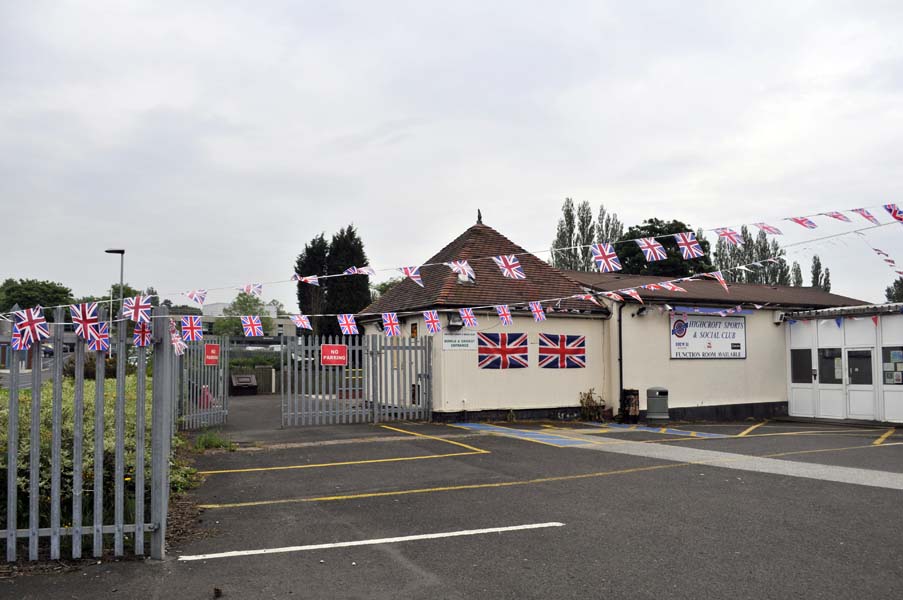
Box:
<box><xmin>632</xmin><ymin>307</ymin><xmax>648</xmax><ymax>318</ymax></box>
<box><xmin>447</xmin><ymin>313</ymin><xmax>464</xmax><ymax>330</ymax></box>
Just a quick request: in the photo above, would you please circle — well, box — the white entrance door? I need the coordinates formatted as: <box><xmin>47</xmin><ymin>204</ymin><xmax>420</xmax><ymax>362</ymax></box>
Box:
<box><xmin>846</xmin><ymin>348</ymin><xmax>876</xmax><ymax>420</ymax></box>
<box><xmin>816</xmin><ymin>347</ymin><xmax>845</xmax><ymax>418</ymax></box>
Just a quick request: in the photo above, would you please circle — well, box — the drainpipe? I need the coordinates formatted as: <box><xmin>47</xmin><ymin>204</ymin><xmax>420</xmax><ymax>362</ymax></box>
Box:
<box><xmin>617</xmin><ymin>302</ymin><xmax>624</xmax><ymax>418</ymax></box>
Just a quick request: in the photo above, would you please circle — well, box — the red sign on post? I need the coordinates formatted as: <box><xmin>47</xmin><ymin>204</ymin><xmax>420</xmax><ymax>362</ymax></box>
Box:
<box><xmin>204</xmin><ymin>343</ymin><xmax>221</xmax><ymax>366</ymax></box>
<box><xmin>321</xmin><ymin>344</ymin><xmax>348</xmax><ymax>367</ymax></box>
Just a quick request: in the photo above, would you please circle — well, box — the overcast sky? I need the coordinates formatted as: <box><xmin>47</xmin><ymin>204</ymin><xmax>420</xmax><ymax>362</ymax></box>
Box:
<box><xmin>3</xmin><ymin>1</ymin><xmax>903</xmax><ymax>311</ymax></box>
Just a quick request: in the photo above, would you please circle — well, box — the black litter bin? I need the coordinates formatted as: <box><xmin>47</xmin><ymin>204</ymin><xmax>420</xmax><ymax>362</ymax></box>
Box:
<box><xmin>620</xmin><ymin>388</ymin><xmax>639</xmax><ymax>424</ymax></box>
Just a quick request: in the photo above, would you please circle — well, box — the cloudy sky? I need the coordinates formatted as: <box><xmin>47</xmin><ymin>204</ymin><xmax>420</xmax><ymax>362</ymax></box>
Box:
<box><xmin>3</xmin><ymin>1</ymin><xmax>903</xmax><ymax>310</ymax></box>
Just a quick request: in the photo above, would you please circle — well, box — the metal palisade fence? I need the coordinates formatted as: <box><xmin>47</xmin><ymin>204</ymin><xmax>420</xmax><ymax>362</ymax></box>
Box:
<box><xmin>280</xmin><ymin>335</ymin><xmax>432</xmax><ymax>426</ymax></box>
<box><xmin>177</xmin><ymin>336</ymin><xmax>229</xmax><ymax>431</ymax></box>
<box><xmin>1</xmin><ymin>307</ymin><xmax>175</xmax><ymax>562</ymax></box>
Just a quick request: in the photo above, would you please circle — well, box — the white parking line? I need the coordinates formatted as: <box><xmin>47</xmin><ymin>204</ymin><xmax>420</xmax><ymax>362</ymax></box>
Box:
<box><xmin>178</xmin><ymin>522</ymin><xmax>566</xmax><ymax>562</ymax></box>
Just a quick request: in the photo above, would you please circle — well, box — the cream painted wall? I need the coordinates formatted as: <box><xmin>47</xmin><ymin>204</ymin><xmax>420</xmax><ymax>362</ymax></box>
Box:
<box><xmin>428</xmin><ymin>314</ymin><xmax>607</xmax><ymax>414</ymax></box>
<box><xmin>619</xmin><ymin>307</ymin><xmax>787</xmax><ymax>410</ymax></box>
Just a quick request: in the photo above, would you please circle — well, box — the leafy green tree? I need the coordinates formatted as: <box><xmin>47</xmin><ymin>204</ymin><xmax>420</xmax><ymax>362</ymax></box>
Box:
<box><xmin>372</xmin><ymin>277</ymin><xmax>403</xmax><ymax>301</ymax></box>
<box><xmin>167</xmin><ymin>304</ymin><xmax>203</xmax><ymax>316</ymax></box>
<box><xmin>575</xmin><ymin>201</ymin><xmax>595</xmax><ymax>271</ymax></box>
<box><xmin>596</xmin><ymin>204</ymin><xmax>624</xmax><ymax>244</ymax></box>
<box><xmin>810</xmin><ymin>255</ymin><xmax>831</xmax><ymax>291</ymax></box>
<box><xmin>551</xmin><ymin>198</ymin><xmax>578</xmax><ymax>270</ymax></box>
<box><xmin>295</xmin><ymin>233</ymin><xmax>330</xmax><ymax>334</ymax></box>
<box><xmin>213</xmin><ymin>292</ymin><xmax>273</xmax><ymax>336</ymax></box>
<box><xmin>618</xmin><ymin>218</ymin><xmax>713</xmax><ymax>276</ymax></box>
<box><xmin>791</xmin><ymin>262</ymin><xmax>804</xmax><ymax>286</ymax></box>
<box><xmin>0</xmin><ymin>278</ymin><xmax>74</xmax><ymax>314</ymax></box>
<box><xmin>324</xmin><ymin>225</ymin><xmax>371</xmax><ymax>337</ymax></box>
<box><xmin>713</xmin><ymin>227</ymin><xmax>791</xmax><ymax>285</ymax></box>
<box><xmin>886</xmin><ymin>278</ymin><xmax>903</xmax><ymax>302</ymax></box>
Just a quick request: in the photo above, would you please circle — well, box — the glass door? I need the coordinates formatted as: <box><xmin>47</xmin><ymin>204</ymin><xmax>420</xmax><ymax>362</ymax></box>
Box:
<box><xmin>846</xmin><ymin>348</ymin><xmax>876</xmax><ymax>420</ymax></box>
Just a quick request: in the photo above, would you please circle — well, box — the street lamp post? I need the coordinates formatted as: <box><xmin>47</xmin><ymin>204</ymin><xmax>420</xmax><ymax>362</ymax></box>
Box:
<box><xmin>105</xmin><ymin>249</ymin><xmax>125</xmax><ymax>337</ymax></box>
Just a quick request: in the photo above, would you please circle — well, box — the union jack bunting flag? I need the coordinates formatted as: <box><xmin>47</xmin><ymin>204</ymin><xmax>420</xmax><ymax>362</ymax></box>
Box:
<box><xmin>122</xmin><ymin>295</ymin><xmax>153</xmax><ymax>324</ymax></box>
<box><xmin>528</xmin><ymin>301</ymin><xmax>546</xmax><ymax>322</ymax></box>
<box><xmin>88</xmin><ymin>322</ymin><xmax>110</xmax><ymax>353</ymax></box>
<box><xmin>884</xmin><ymin>204</ymin><xmax>903</xmax><ymax>223</ymax></box>
<box><xmin>660</xmin><ymin>282</ymin><xmax>687</xmax><ymax>293</ymax></box>
<box><xmin>495</xmin><ymin>305</ymin><xmax>513</xmax><ymax>326</ymax></box>
<box><xmin>298</xmin><ymin>275</ymin><xmax>319</xmax><ymax>286</ymax></box>
<box><xmin>573</xmin><ymin>294</ymin><xmax>600</xmax><ymax>306</ymax></box>
<box><xmin>444</xmin><ymin>260</ymin><xmax>476</xmax><ymax>281</ymax></box>
<box><xmin>492</xmin><ymin>255</ymin><xmax>526</xmax><ymax>280</ymax></box>
<box><xmin>636</xmin><ymin>238</ymin><xmax>667</xmax><ymax>262</ymax></box>
<box><xmin>642</xmin><ymin>283</ymin><xmax>663</xmax><ymax>291</ymax></box>
<box><xmin>705</xmin><ymin>270</ymin><xmax>730</xmax><ymax>293</ymax></box>
<box><xmin>170</xmin><ymin>323</ymin><xmax>188</xmax><ymax>356</ymax></box>
<box><xmin>399</xmin><ymin>266</ymin><xmax>424</xmax><ymax>287</ymax></box>
<box><xmin>337</xmin><ymin>314</ymin><xmax>359</xmax><ymax>335</ymax></box>
<box><xmin>822</xmin><ymin>211</ymin><xmax>851</xmax><ymax>223</ymax></box>
<box><xmin>674</xmin><ymin>232</ymin><xmax>704</xmax><ymax>259</ymax></box>
<box><xmin>459</xmin><ymin>308</ymin><xmax>478</xmax><ymax>328</ymax></box>
<box><xmin>382</xmin><ymin>313</ymin><xmax>401</xmax><ymax>337</ymax></box>
<box><xmin>538</xmin><ymin>333</ymin><xmax>586</xmax><ymax>369</ymax></box>
<box><xmin>185</xmin><ymin>289</ymin><xmax>207</xmax><ymax>306</ymax></box>
<box><xmin>290</xmin><ymin>314</ymin><xmax>312</xmax><ymax>330</ymax></box>
<box><xmin>788</xmin><ymin>216</ymin><xmax>817</xmax><ymax>229</ymax></box>
<box><xmin>477</xmin><ymin>332</ymin><xmax>528</xmax><ymax>369</ymax></box>
<box><xmin>241</xmin><ymin>316</ymin><xmax>264</xmax><ymax>337</ymax></box>
<box><xmin>602</xmin><ymin>291</ymin><xmax>624</xmax><ymax>302</ymax></box>
<box><xmin>852</xmin><ymin>208</ymin><xmax>879</xmax><ymax>225</ymax></box>
<box><xmin>133</xmin><ymin>322</ymin><xmax>152</xmax><ymax>347</ymax></box>
<box><xmin>181</xmin><ymin>315</ymin><xmax>204</xmax><ymax>342</ymax></box>
<box><xmin>343</xmin><ymin>266</ymin><xmax>376</xmax><ymax>276</ymax></box>
<box><xmin>423</xmin><ymin>310</ymin><xmax>442</xmax><ymax>334</ymax></box>
<box><xmin>753</xmin><ymin>222</ymin><xmax>783</xmax><ymax>235</ymax></box>
<box><xmin>240</xmin><ymin>283</ymin><xmax>263</xmax><ymax>298</ymax></box>
<box><xmin>622</xmin><ymin>288</ymin><xmax>644</xmax><ymax>304</ymax></box>
<box><xmin>715</xmin><ymin>228</ymin><xmax>743</xmax><ymax>246</ymax></box>
<box><xmin>14</xmin><ymin>307</ymin><xmax>51</xmax><ymax>345</ymax></box>
<box><xmin>590</xmin><ymin>243</ymin><xmax>622</xmax><ymax>273</ymax></box>
<box><xmin>70</xmin><ymin>302</ymin><xmax>99</xmax><ymax>341</ymax></box>
<box><xmin>11</xmin><ymin>326</ymin><xmax>31</xmax><ymax>351</ymax></box>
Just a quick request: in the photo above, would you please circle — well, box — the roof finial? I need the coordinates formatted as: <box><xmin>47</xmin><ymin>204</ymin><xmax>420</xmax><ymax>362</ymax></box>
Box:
<box><xmin>477</xmin><ymin>209</ymin><xmax>483</xmax><ymax>224</ymax></box>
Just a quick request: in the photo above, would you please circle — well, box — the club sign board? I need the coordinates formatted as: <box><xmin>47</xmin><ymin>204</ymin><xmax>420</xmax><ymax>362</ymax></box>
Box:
<box><xmin>670</xmin><ymin>315</ymin><xmax>746</xmax><ymax>359</ymax></box>
<box><xmin>321</xmin><ymin>344</ymin><xmax>348</xmax><ymax>366</ymax></box>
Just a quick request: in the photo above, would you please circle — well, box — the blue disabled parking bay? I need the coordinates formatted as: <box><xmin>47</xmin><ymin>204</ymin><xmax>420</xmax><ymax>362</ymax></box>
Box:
<box><xmin>455</xmin><ymin>423</ymin><xmax>590</xmax><ymax>447</ymax></box>
<box><xmin>599</xmin><ymin>422</ymin><xmax>728</xmax><ymax>439</ymax></box>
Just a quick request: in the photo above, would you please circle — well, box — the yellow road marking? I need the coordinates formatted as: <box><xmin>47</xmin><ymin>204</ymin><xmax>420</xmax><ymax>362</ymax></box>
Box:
<box><xmin>738</xmin><ymin>420</ymin><xmax>769</xmax><ymax>437</ymax></box>
<box><xmin>873</xmin><ymin>428</ymin><xmax>896</xmax><ymax>446</ymax></box>
<box><xmin>199</xmin><ymin>451</ymin><xmax>484</xmax><ymax>476</ymax></box>
<box><xmin>198</xmin><ymin>441</ymin><xmax>903</xmax><ymax>509</ymax></box>
<box><xmin>379</xmin><ymin>425</ymin><xmax>490</xmax><ymax>454</ymax></box>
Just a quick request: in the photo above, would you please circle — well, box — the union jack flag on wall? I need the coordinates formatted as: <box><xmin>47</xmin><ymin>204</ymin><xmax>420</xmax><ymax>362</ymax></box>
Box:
<box><xmin>133</xmin><ymin>322</ymin><xmax>152</xmax><ymax>347</ymax></box>
<box><xmin>290</xmin><ymin>314</ymin><xmax>312</xmax><ymax>330</ymax></box>
<box><xmin>382</xmin><ymin>313</ymin><xmax>401</xmax><ymax>336</ymax></box>
<box><xmin>337</xmin><ymin>314</ymin><xmax>359</xmax><ymax>335</ymax></box>
<box><xmin>444</xmin><ymin>260</ymin><xmax>476</xmax><ymax>281</ymax></box>
<box><xmin>241</xmin><ymin>316</ymin><xmax>264</xmax><ymax>337</ymax></box>
<box><xmin>822</xmin><ymin>211</ymin><xmax>851</xmax><ymax>222</ymax></box>
<box><xmin>88</xmin><ymin>322</ymin><xmax>110</xmax><ymax>353</ymax></box>
<box><xmin>459</xmin><ymin>308</ymin><xmax>478</xmax><ymax>328</ymax></box>
<box><xmin>423</xmin><ymin>310</ymin><xmax>442</xmax><ymax>334</ymax></box>
<box><xmin>477</xmin><ymin>332</ymin><xmax>528</xmax><ymax>369</ymax></box>
<box><xmin>538</xmin><ymin>333</ymin><xmax>586</xmax><ymax>369</ymax></box>
<box><xmin>495</xmin><ymin>305</ymin><xmax>513</xmax><ymax>326</ymax></box>
<box><xmin>240</xmin><ymin>283</ymin><xmax>263</xmax><ymax>297</ymax></box>
<box><xmin>185</xmin><ymin>289</ymin><xmax>207</xmax><ymax>306</ymax></box>
<box><xmin>14</xmin><ymin>307</ymin><xmax>51</xmax><ymax>345</ymax></box>
<box><xmin>70</xmin><ymin>302</ymin><xmax>99</xmax><ymax>341</ymax></box>
<box><xmin>885</xmin><ymin>204</ymin><xmax>903</xmax><ymax>223</ymax></box>
<box><xmin>181</xmin><ymin>315</ymin><xmax>204</xmax><ymax>342</ymax></box>
<box><xmin>590</xmin><ymin>243</ymin><xmax>622</xmax><ymax>273</ymax></box>
<box><xmin>753</xmin><ymin>222</ymin><xmax>783</xmax><ymax>235</ymax></box>
<box><xmin>89</xmin><ymin>323</ymin><xmax>110</xmax><ymax>352</ymax></box>
<box><xmin>636</xmin><ymin>238</ymin><xmax>667</xmax><ymax>262</ymax></box>
<box><xmin>122</xmin><ymin>296</ymin><xmax>153</xmax><ymax>324</ymax></box>
<box><xmin>399</xmin><ymin>266</ymin><xmax>424</xmax><ymax>287</ymax></box>
<box><xmin>674</xmin><ymin>232</ymin><xmax>704</xmax><ymax>259</ymax></box>
<box><xmin>492</xmin><ymin>255</ymin><xmax>526</xmax><ymax>280</ymax></box>
<box><xmin>11</xmin><ymin>326</ymin><xmax>30</xmax><ymax>351</ymax></box>
<box><xmin>788</xmin><ymin>216</ymin><xmax>817</xmax><ymax>229</ymax></box>
<box><xmin>715</xmin><ymin>228</ymin><xmax>743</xmax><ymax>246</ymax></box>
<box><xmin>529</xmin><ymin>301</ymin><xmax>546</xmax><ymax>322</ymax></box>
<box><xmin>852</xmin><ymin>208</ymin><xmax>879</xmax><ymax>225</ymax></box>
